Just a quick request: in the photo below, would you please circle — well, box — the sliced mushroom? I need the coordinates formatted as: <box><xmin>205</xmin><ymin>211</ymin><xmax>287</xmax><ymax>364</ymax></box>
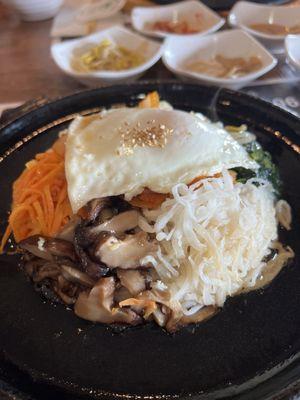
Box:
<box><xmin>24</xmin><ymin>257</ymin><xmax>47</xmax><ymax>277</ymax></box>
<box><xmin>85</xmin><ymin>197</ymin><xmax>112</xmax><ymax>222</ymax></box>
<box><xmin>46</xmin><ymin>238</ymin><xmax>76</xmax><ymax>261</ymax></box>
<box><xmin>61</xmin><ymin>265</ymin><xmax>96</xmax><ymax>288</ymax></box>
<box><xmin>111</xmin><ymin>196</ymin><xmax>132</xmax><ymax>213</ymax></box>
<box><xmin>98</xmin><ymin>208</ymin><xmax>116</xmax><ymax>223</ymax></box>
<box><xmin>57</xmin><ymin>216</ymin><xmax>80</xmax><ymax>242</ymax></box>
<box><xmin>19</xmin><ymin>235</ymin><xmax>76</xmax><ymax>262</ymax></box>
<box><xmin>75</xmin><ymin>210</ymin><xmax>140</xmax><ymax>247</ymax></box>
<box><xmin>117</xmin><ymin>269</ymin><xmax>146</xmax><ymax>296</ymax></box>
<box><xmin>152</xmin><ymin>306</ymin><xmax>169</xmax><ymax>327</ymax></box>
<box><xmin>32</xmin><ymin>263</ymin><xmax>60</xmax><ymax>282</ymax></box>
<box><xmin>166</xmin><ymin>306</ymin><xmax>217</xmax><ymax>333</ymax></box>
<box><xmin>31</xmin><ymin>262</ymin><xmax>61</xmax><ymax>283</ymax></box>
<box><xmin>74</xmin><ymin>277</ymin><xmax>142</xmax><ymax>325</ymax></box>
<box><xmin>92</xmin><ymin>210</ymin><xmax>139</xmax><ymax>234</ymax></box>
<box><xmin>74</xmin><ymin>222</ymin><xmax>94</xmax><ymax>248</ymax></box>
<box><xmin>119</xmin><ymin>292</ymin><xmax>157</xmax><ymax>318</ymax></box>
<box><xmin>20</xmin><ymin>236</ymin><xmax>52</xmax><ymax>261</ymax></box>
<box><xmin>94</xmin><ymin>232</ymin><xmax>157</xmax><ymax>269</ymax></box>
<box><xmin>74</xmin><ymin>233</ymin><xmax>109</xmax><ymax>279</ymax></box>
<box><xmin>23</xmin><ymin>254</ymin><xmax>88</xmax><ymax>305</ymax></box>
<box><xmin>54</xmin><ymin>275</ymin><xmax>78</xmax><ymax>305</ymax></box>
<box><xmin>114</xmin><ymin>286</ymin><xmax>132</xmax><ymax>303</ymax></box>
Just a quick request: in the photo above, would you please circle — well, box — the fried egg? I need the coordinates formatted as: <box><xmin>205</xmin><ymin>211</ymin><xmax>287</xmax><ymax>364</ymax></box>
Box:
<box><xmin>65</xmin><ymin>108</ymin><xmax>257</xmax><ymax>213</ymax></box>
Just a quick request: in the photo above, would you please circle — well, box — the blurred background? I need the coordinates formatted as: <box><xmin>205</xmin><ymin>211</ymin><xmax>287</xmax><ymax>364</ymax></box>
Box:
<box><xmin>0</xmin><ymin>0</ymin><xmax>300</xmax><ymax>118</ymax></box>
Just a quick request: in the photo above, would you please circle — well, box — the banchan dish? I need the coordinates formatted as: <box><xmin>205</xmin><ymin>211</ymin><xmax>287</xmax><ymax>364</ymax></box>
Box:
<box><xmin>0</xmin><ymin>81</ymin><xmax>300</xmax><ymax>400</ymax></box>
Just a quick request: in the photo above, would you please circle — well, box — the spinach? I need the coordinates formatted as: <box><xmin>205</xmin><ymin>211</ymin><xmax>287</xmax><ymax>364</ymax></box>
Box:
<box><xmin>229</xmin><ymin>141</ymin><xmax>281</xmax><ymax>196</ymax></box>
<box><xmin>231</xmin><ymin>167</ymin><xmax>256</xmax><ymax>184</ymax></box>
<box><xmin>245</xmin><ymin>141</ymin><xmax>281</xmax><ymax>196</ymax></box>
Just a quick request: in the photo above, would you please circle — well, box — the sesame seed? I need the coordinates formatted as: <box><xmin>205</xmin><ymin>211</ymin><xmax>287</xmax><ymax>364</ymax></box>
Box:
<box><xmin>118</xmin><ymin>119</ymin><xmax>174</xmax><ymax>155</ymax></box>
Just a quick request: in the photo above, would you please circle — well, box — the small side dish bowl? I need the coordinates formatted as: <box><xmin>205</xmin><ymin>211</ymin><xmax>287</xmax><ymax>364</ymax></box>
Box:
<box><xmin>51</xmin><ymin>26</ymin><xmax>163</xmax><ymax>86</ymax></box>
<box><xmin>285</xmin><ymin>35</ymin><xmax>300</xmax><ymax>71</ymax></box>
<box><xmin>228</xmin><ymin>1</ymin><xmax>300</xmax><ymax>49</ymax></box>
<box><xmin>75</xmin><ymin>0</ymin><xmax>126</xmax><ymax>23</ymax></box>
<box><xmin>3</xmin><ymin>0</ymin><xmax>63</xmax><ymax>21</ymax></box>
<box><xmin>131</xmin><ymin>0</ymin><xmax>225</xmax><ymax>39</ymax></box>
<box><xmin>162</xmin><ymin>29</ymin><xmax>277</xmax><ymax>90</ymax></box>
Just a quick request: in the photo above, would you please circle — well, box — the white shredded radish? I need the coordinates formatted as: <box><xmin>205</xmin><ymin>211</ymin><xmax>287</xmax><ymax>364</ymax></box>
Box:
<box><xmin>140</xmin><ymin>170</ymin><xmax>280</xmax><ymax>311</ymax></box>
<box><xmin>276</xmin><ymin>199</ymin><xmax>292</xmax><ymax>230</ymax></box>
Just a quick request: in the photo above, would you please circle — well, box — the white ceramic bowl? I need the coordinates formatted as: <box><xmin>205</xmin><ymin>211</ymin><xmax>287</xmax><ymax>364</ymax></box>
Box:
<box><xmin>76</xmin><ymin>0</ymin><xmax>126</xmax><ymax>23</ymax></box>
<box><xmin>285</xmin><ymin>35</ymin><xmax>300</xmax><ymax>70</ymax></box>
<box><xmin>5</xmin><ymin>0</ymin><xmax>63</xmax><ymax>21</ymax></box>
<box><xmin>51</xmin><ymin>26</ymin><xmax>163</xmax><ymax>87</ymax></box>
<box><xmin>162</xmin><ymin>29</ymin><xmax>277</xmax><ymax>90</ymax></box>
<box><xmin>131</xmin><ymin>0</ymin><xmax>224</xmax><ymax>39</ymax></box>
<box><xmin>228</xmin><ymin>1</ymin><xmax>300</xmax><ymax>50</ymax></box>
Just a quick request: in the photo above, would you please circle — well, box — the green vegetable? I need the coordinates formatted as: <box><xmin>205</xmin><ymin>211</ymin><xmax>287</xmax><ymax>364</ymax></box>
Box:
<box><xmin>231</xmin><ymin>167</ymin><xmax>256</xmax><ymax>184</ymax></box>
<box><xmin>229</xmin><ymin>140</ymin><xmax>281</xmax><ymax>196</ymax></box>
<box><xmin>245</xmin><ymin>141</ymin><xmax>281</xmax><ymax>196</ymax></box>
<box><xmin>226</xmin><ymin>122</ymin><xmax>281</xmax><ymax>194</ymax></box>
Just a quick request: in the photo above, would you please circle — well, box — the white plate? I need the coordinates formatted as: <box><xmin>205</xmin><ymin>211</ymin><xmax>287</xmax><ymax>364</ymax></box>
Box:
<box><xmin>51</xmin><ymin>26</ymin><xmax>163</xmax><ymax>86</ymax></box>
<box><xmin>285</xmin><ymin>35</ymin><xmax>300</xmax><ymax>70</ymax></box>
<box><xmin>228</xmin><ymin>1</ymin><xmax>300</xmax><ymax>50</ymax></box>
<box><xmin>162</xmin><ymin>29</ymin><xmax>277</xmax><ymax>90</ymax></box>
<box><xmin>131</xmin><ymin>0</ymin><xmax>224</xmax><ymax>39</ymax></box>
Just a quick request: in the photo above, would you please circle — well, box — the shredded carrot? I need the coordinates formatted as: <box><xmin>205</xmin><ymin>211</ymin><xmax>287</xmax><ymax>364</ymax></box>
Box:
<box><xmin>0</xmin><ymin>135</ymin><xmax>72</xmax><ymax>253</ymax></box>
<box><xmin>189</xmin><ymin>172</ymin><xmax>236</xmax><ymax>187</ymax></box>
<box><xmin>0</xmin><ymin>226</ymin><xmax>12</xmax><ymax>253</ymax></box>
<box><xmin>138</xmin><ymin>91</ymin><xmax>160</xmax><ymax>108</ymax></box>
<box><xmin>130</xmin><ymin>188</ymin><xmax>169</xmax><ymax>209</ymax></box>
<box><xmin>188</xmin><ymin>174</ymin><xmax>221</xmax><ymax>187</ymax></box>
<box><xmin>77</xmin><ymin>207</ymin><xmax>89</xmax><ymax>220</ymax></box>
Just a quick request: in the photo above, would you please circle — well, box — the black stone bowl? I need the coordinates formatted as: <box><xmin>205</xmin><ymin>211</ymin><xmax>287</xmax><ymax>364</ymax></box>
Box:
<box><xmin>0</xmin><ymin>81</ymin><xmax>300</xmax><ymax>400</ymax></box>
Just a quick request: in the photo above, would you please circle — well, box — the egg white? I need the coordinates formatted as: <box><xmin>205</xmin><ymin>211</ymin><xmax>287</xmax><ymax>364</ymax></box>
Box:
<box><xmin>65</xmin><ymin>108</ymin><xmax>257</xmax><ymax>213</ymax></box>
